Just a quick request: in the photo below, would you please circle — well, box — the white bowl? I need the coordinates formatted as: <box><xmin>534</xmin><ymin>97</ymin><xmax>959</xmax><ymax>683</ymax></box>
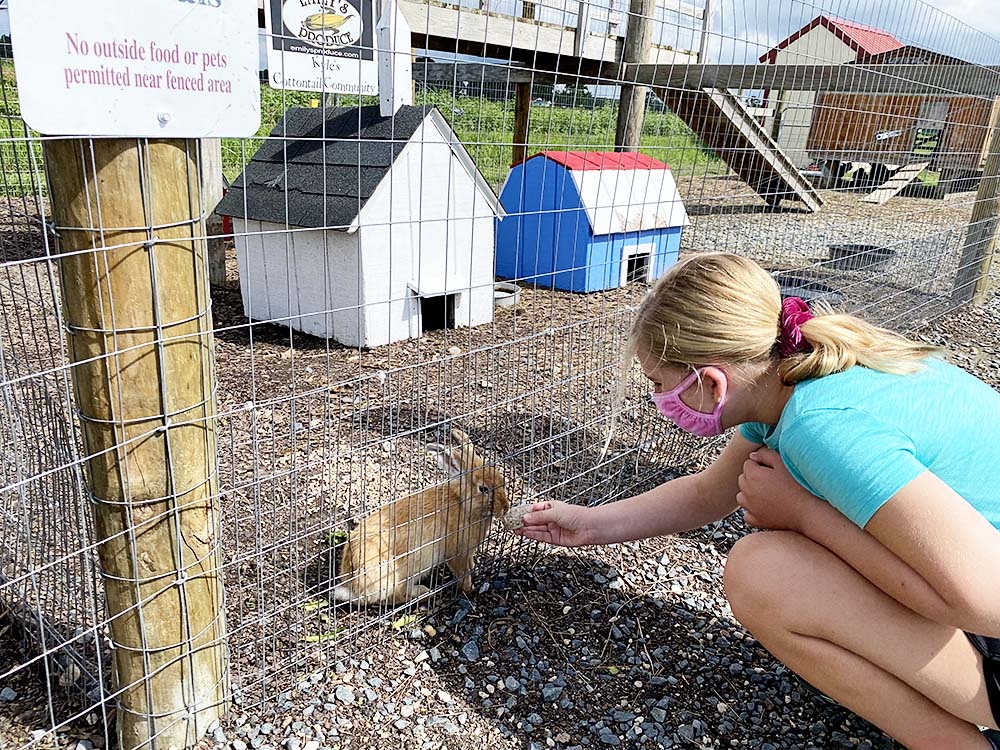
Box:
<box><xmin>494</xmin><ymin>282</ymin><xmax>521</xmax><ymax>308</ymax></box>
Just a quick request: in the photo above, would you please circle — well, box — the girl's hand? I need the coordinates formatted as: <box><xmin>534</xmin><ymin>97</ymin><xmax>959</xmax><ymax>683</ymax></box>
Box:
<box><xmin>737</xmin><ymin>446</ymin><xmax>824</xmax><ymax>532</ymax></box>
<box><xmin>514</xmin><ymin>500</ymin><xmax>596</xmax><ymax>547</ymax></box>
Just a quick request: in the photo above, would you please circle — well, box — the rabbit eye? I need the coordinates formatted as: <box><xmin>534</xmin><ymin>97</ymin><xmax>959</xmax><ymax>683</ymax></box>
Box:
<box><xmin>478</xmin><ymin>484</ymin><xmax>491</xmax><ymax>494</ymax></box>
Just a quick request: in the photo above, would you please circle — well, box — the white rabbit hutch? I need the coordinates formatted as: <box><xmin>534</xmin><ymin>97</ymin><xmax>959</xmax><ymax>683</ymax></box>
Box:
<box><xmin>216</xmin><ymin>105</ymin><xmax>504</xmax><ymax>348</ymax></box>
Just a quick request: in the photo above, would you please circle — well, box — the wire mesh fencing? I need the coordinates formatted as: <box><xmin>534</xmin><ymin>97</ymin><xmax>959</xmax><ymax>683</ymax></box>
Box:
<box><xmin>1</xmin><ymin>0</ymin><xmax>1000</xmax><ymax>748</ymax></box>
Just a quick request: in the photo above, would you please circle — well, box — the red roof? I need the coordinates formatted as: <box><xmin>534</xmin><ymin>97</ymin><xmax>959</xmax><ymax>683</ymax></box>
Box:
<box><xmin>759</xmin><ymin>15</ymin><xmax>903</xmax><ymax>63</ymax></box>
<box><xmin>514</xmin><ymin>151</ymin><xmax>670</xmax><ymax>171</ymax></box>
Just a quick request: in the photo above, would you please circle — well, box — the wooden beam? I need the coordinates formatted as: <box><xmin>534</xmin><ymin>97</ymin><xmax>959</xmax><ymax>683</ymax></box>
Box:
<box><xmin>614</xmin><ymin>0</ymin><xmax>655</xmax><ymax>152</ymax></box>
<box><xmin>980</xmin><ymin>96</ymin><xmax>1000</xmax><ymax>169</ymax></box>
<box><xmin>199</xmin><ymin>139</ymin><xmax>227</xmax><ymax>287</ymax></box>
<box><xmin>952</xmin><ymin>104</ymin><xmax>1000</xmax><ymax>304</ymax></box>
<box><xmin>399</xmin><ymin>0</ymin><xmax>695</xmax><ymax>76</ymax></box>
<box><xmin>412</xmin><ymin>62</ymin><xmax>1000</xmax><ymax>98</ymax></box>
<box><xmin>512</xmin><ymin>82</ymin><xmax>532</xmax><ymax>166</ymax></box>
<box><xmin>625</xmin><ymin>63</ymin><xmax>1000</xmax><ymax>97</ymax></box>
<box><xmin>413</xmin><ymin>62</ymin><xmax>541</xmax><ymax>84</ymax></box>
<box><xmin>44</xmin><ymin>138</ymin><xmax>228</xmax><ymax>750</ymax></box>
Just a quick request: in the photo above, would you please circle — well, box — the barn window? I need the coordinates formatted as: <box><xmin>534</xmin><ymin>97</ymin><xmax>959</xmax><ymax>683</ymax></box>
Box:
<box><xmin>420</xmin><ymin>294</ymin><xmax>457</xmax><ymax>331</ymax></box>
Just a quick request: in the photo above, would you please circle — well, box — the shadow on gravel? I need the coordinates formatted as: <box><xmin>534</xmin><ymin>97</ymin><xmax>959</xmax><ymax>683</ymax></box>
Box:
<box><xmin>426</xmin><ymin>549</ymin><xmax>895</xmax><ymax>750</ymax></box>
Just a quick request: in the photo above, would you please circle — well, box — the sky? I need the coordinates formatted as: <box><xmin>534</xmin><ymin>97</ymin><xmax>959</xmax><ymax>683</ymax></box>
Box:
<box><xmin>0</xmin><ymin>0</ymin><xmax>997</xmax><ymax>67</ymax></box>
<box><xmin>708</xmin><ymin>0</ymin><xmax>1000</xmax><ymax>64</ymax></box>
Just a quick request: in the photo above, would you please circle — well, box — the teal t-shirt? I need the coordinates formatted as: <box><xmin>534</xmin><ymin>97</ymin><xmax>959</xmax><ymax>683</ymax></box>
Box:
<box><xmin>739</xmin><ymin>357</ymin><xmax>1000</xmax><ymax>530</ymax></box>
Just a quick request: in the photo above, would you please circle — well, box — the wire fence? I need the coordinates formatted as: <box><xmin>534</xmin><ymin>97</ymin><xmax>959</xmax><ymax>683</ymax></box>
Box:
<box><xmin>2</xmin><ymin>0</ymin><xmax>1000</xmax><ymax>748</ymax></box>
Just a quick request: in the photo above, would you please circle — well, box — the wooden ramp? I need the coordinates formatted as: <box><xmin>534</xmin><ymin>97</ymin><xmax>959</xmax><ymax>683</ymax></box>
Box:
<box><xmin>662</xmin><ymin>88</ymin><xmax>824</xmax><ymax>212</ymax></box>
<box><xmin>860</xmin><ymin>162</ymin><xmax>931</xmax><ymax>204</ymax></box>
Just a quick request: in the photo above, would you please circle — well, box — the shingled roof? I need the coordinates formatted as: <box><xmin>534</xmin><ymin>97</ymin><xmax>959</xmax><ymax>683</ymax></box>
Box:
<box><xmin>215</xmin><ymin>105</ymin><xmax>499</xmax><ymax>230</ymax></box>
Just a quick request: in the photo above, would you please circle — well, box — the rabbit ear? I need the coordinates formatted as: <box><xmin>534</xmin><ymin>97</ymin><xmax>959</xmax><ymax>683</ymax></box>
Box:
<box><xmin>434</xmin><ymin>445</ymin><xmax>466</xmax><ymax>476</ymax></box>
<box><xmin>450</xmin><ymin>428</ymin><xmax>484</xmax><ymax>469</ymax></box>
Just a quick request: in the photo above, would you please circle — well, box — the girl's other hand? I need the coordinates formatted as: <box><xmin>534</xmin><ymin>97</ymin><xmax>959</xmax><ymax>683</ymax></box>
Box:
<box><xmin>737</xmin><ymin>447</ymin><xmax>823</xmax><ymax>531</ymax></box>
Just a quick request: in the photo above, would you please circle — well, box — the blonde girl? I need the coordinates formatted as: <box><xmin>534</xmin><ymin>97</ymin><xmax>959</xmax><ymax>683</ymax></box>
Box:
<box><xmin>517</xmin><ymin>252</ymin><xmax>1000</xmax><ymax>750</ymax></box>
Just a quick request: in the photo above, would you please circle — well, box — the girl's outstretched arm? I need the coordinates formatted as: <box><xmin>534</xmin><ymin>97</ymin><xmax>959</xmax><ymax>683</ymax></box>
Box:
<box><xmin>516</xmin><ymin>432</ymin><xmax>758</xmax><ymax>546</ymax></box>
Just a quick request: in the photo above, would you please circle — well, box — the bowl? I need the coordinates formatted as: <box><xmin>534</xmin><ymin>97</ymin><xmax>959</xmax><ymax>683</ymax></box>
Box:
<box><xmin>825</xmin><ymin>244</ymin><xmax>897</xmax><ymax>272</ymax></box>
<box><xmin>773</xmin><ymin>273</ymin><xmax>845</xmax><ymax>307</ymax></box>
<box><xmin>494</xmin><ymin>282</ymin><xmax>521</xmax><ymax>308</ymax></box>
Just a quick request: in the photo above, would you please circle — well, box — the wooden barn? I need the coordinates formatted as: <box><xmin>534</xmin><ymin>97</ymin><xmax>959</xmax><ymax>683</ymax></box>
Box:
<box><xmin>806</xmin><ymin>46</ymin><xmax>1000</xmax><ymax>191</ymax></box>
<box><xmin>759</xmin><ymin>15</ymin><xmax>904</xmax><ymax>168</ymax></box>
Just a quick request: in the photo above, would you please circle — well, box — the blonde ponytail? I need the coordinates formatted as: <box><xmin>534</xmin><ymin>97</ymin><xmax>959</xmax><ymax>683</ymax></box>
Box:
<box><xmin>629</xmin><ymin>253</ymin><xmax>942</xmax><ymax>383</ymax></box>
<box><xmin>778</xmin><ymin>306</ymin><xmax>940</xmax><ymax>384</ymax></box>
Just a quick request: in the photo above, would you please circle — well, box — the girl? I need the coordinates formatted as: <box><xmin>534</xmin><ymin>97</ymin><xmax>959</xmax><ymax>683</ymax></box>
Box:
<box><xmin>516</xmin><ymin>252</ymin><xmax>1000</xmax><ymax>750</ymax></box>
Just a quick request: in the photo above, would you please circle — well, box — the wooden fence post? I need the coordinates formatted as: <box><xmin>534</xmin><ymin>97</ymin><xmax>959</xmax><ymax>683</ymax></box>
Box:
<box><xmin>513</xmin><ymin>82</ymin><xmax>532</xmax><ymax>166</ymax></box>
<box><xmin>43</xmin><ymin>137</ymin><xmax>228</xmax><ymax>750</ymax></box>
<box><xmin>200</xmin><ymin>139</ymin><xmax>227</xmax><ymax>287</ymax></box>
<box><xmin>614</xmin><ymin>0</ymin><xmax>655</xmax><ymax>152</ymax></box>
<box><xmin>952</xmin><ymin>99</ymin><xmax>1000</xmax><ymax>305</ymax></box>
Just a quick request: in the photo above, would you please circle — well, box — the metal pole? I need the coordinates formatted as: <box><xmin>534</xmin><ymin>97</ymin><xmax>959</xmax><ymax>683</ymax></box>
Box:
<box><xmin>698</xmin><ymin>0</ymin><xmax>712</xmax><ymax>65</ymax></box>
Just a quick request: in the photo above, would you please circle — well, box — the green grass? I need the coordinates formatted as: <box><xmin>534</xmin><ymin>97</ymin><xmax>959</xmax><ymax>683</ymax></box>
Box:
<box><xmin>222</xmin><ymin>84</ymin><xmax>725</xmax><ymax>190</ymax></box>
<box><xmin>0</xmin><ymin>62</ymin><xmax>724</xmax><ymax>198</ymax></box>
<box><xmin>0</xmin><ymin>62</ymin><xmax>46</xmax><ymax>198</ymax></box>
<box><xmin>917</xmin><ymin>169</ymin><xmax>941</xmax><ymax>187</ymax></box>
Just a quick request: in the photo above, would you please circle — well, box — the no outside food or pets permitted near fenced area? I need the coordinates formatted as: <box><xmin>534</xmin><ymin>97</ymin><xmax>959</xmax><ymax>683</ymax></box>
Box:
<box><xmin>8</xmin><ymin>0</ymin><xmax>262</xmax><ymax>137</ymax></box>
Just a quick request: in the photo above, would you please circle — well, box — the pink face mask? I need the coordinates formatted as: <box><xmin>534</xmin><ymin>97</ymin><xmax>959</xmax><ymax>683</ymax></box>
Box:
<box><xmin>651</xmin><ymin>368</ymin><xmax>728</xmax><ymax>437</ymax></box>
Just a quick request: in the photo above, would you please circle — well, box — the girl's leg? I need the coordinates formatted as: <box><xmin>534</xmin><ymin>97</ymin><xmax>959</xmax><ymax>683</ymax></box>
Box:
<box><xmin>723</xmin><ymin>530</ymin><xmax>996</xmax><ymax>750</ymax></box>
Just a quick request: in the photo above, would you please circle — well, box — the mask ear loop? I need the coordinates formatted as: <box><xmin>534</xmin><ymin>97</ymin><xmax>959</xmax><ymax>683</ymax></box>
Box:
<box><xmin>674</xmin><ymin>366</ymin><xmax>726</xmax><ymax>413</ymax></box>
<box><xmin>661</xmin><ymin>369</ymin><xmax>701</xmax><ymax>398</ymax></box>
<box><xmin>705</xmin><ymin>366</ymin><xmax>728</xmax><ymax>409</ymax></box>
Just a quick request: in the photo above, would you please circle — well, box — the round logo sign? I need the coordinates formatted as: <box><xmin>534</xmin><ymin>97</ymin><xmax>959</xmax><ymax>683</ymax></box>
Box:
<box><xmin>282</xmin><ymin>0</ymin><xmax>363</xmax><ymax>50</ymax></box>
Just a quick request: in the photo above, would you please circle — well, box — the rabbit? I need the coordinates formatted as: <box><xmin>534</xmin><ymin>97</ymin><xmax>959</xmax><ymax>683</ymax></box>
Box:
<box><xmin>332</xmin><ymin>428</ymin><xmax>510</xmax><ymax>606</ymax></box>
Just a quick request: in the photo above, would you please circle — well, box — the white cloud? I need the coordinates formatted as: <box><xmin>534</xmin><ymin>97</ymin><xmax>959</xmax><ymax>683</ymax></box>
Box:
<box><xmin>930</xmin><ymin>0</ymin><xmax>1000</xmax><ymax>42</ymax></box>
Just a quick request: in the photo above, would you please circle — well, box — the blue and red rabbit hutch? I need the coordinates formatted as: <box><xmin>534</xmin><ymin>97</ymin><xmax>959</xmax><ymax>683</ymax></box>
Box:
<box><xmin>496</xmin><ymin>151</ymin><xmax>689</xmax><ymax>292</ymax></box>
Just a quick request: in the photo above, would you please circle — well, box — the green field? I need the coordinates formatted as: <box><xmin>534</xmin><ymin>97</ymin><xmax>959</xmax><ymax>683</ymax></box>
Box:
<box><xmin>0</xmin><ymin>63</ymin><xmax>724</xmax><ymax>198</ymax></box>
<box><xmin>225</xmin><ymin>85</ymin><xmax>725</xmax><ymax>190</ymax></box>
<box><xmin>0</xmin><ymin>63</ymin><xmax>45</xmax><ymax>198</ymax></box>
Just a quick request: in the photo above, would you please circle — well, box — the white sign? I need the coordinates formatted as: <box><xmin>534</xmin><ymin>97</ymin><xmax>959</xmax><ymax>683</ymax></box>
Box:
<box><xmin>9</xmin><ymin>0</ymin><xmax>261</xmax><ymax>138</ymax></box>
<box><xmin>265</xmin><ymin>0</ymin><xmax>378</xmax><ymax>95</ymax></box>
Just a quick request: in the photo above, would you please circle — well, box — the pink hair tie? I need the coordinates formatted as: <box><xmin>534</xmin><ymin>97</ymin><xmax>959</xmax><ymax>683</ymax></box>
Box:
<box><xmin>778</xmin><ymin>297</ymin><xmax>814</xmax><ymax>357</ymax></box>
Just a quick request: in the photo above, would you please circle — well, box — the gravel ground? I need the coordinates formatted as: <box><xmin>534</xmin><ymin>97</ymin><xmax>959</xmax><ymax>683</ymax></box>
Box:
<box><xmin>198</xmin><ymin>291</ymin><xmax>1000</xmax><ymax>750</ymax></box>
<box><xmin>2</xmin><ymin>179</ymin><xmax>998</xmax><ymax>750</ymax></box>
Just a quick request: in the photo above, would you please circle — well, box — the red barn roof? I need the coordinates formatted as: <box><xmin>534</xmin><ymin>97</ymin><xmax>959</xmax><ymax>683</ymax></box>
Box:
<box><xmin>759</xmin><ymin>15</ymin><xmax>904</xmax><ymax>63</ymax></box>
<box><xmin>514</xmin><ymin>151</ymin><xmax>670</xmax><ymax>171</ymax></box>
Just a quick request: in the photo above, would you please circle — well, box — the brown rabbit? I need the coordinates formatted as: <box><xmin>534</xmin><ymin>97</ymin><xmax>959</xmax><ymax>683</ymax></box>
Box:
<box><xmin>332</xmin><ymin>428</ymin><xmax>510</xmax><ymax>605</ymax></box>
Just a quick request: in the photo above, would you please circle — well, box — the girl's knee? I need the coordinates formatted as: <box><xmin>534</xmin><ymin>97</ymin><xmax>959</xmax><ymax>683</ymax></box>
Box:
<box><xmin>723</xmin><ymin>530</ymin><xmax>807</xmax><ymax>626</ymax></box>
